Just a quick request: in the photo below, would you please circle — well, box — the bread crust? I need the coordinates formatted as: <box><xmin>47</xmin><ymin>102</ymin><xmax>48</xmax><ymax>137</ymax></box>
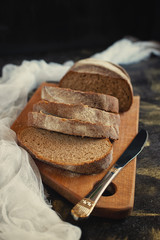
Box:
<box><xmin>41</xmin><ymin>85</ymin><xmax>119</xmax><ymax>113</ymax></box>
<box><xmin>17</xmin><ymin>127</ymin><xmax>113</xmax><ymax>174</ymax></box>
<box><xmin>28</xmin><ymin>111</ymin><xmax>119</xmax><ymax>140</ymax></box>
<box><xmin>59</xmin><ymin>58</ymin><xmax>133</xmax><ymax>112</ymax></box>
<box><xmin>33</xmin><ymin>100</ymin><xmax>120</xmax><ymax>127</ymax></box>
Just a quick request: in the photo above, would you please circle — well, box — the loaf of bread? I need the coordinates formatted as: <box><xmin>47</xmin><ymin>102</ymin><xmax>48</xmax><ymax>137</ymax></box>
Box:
<box><xmin>33</xmin><ymin>100</ymin><xmax>120</xmax><ymax>127</ymax></box>
<box><xmin>17</xmin><ymin>127</ymin><xmax>113</xmax><ymax>174</ymax></box>
<box><xmin>28</xmin><ymin>111</ymin><xmax>119</xmax><ymax>140</ymax></box>
<box><xmin>41</xmin><ymin>85</ymin><xmax>119</xmax><ymax>113</ymax></box>
<box><xmin>59</xmin><ymin>58</ymin><xmax>133</xmax><ymax>112</ymax></box>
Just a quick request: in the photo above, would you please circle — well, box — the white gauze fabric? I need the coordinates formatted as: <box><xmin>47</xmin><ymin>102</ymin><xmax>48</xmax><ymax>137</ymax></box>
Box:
<box><xmin>92</xmin><ymin>38</ymin><xmax>160</xmax><ymax>64</ymax></box>
<box><xmin>0</xmin><ymin>120</ymin><xmax>81</xmax><ymax>240</ymax></box>
<box><xmin>0</xmin><ymin>61</ymin><xmax>81</xmax><ymax>240</ymax></box>
<box><xmin>0</xmin><ymin>37</ymin><xmax>160</xmax><ymax>240</ymax></box>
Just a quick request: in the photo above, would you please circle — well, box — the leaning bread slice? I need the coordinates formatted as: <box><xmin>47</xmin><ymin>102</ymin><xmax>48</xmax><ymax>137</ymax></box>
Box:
<box><xmin>41</xmin><ymin>85</ymin><xmax>119</xmax><ymax>113</ymax></box>
<box><xmin>59</xmin><ymin>58</ymin><xmax>133</xmax><ymax>112</ymax></box>
<box><xmin>17</xmin><ymin>127</ymin><xmax>113</xmax><ymax>174</ymax></box>
<box><xmin>33</xmin><ymin>100</ymin><xmax>120</xmax><ymax>127</ymax></box>
<box><xmin>28</xmin><ymin>111</ymin><xmax>119</xmax><ymax>140</ymax></box>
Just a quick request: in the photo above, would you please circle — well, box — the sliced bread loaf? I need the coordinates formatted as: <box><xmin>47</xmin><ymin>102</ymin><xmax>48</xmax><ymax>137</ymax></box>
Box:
<box><xmin>59</xmin><ymin>58</ymin><xmax>133</xmax><ymax>112</ymax></box>
<box><xmin>17</xmin><ymin>127</ymin><xmax>113</xmax><ymax>174</ymax></box>
<box><xmin>41</xmin><ymin>85</ymin><xmax>119</xmax><ymax>113</ymax></box>
<box><xmin>28</xmin><ymin>111</ymin><xmax>119</xmax><ymax>140</ymax></box>
<box><xmin>33</xmin><ymin>100</ymin><xmax>120</xmax><ymax>127</ymax></box>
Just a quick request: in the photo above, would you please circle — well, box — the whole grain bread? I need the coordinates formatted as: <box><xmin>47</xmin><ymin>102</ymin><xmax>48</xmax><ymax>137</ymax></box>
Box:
<box><xmin>33</xmin><ymin>100</ymin><xmax>120</xmax><ymax>127</ymax></box>
<box><xmin>17</xmin><ymin>127</ymin><xmax>113</xmax><ymax>174</ymax></box>
<box><xmin>59</xmin><ymin>58</ymin><xmax>133</xmax><ymax>112</ymax></box>
<box><xmin>41</xmin><ymin>85</ymin><xmax>119</xmax><ymax>113</ymax></box>
<box><xmin>28</xmin><ymin>111</ymin><xmax>119</xmax><ymax>140</ymax></box>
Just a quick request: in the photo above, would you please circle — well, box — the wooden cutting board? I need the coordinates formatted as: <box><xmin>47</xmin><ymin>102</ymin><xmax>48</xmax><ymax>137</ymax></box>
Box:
<box><xmin>11</xmin><ymin>82</ymin><xmax>140</xmax><ymax>219</ymax></box>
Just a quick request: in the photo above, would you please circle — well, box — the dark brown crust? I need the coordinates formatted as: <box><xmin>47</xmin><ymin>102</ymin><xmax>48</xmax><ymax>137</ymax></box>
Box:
<box><xmin>59</xmin><ymin>58</ymin><xmax>133</xmax><ymax>112</ymax></box>
<box><xmin>42</xmin><ymin>86</ymin><xmax>119</xmax><ymax>113</ymax></box>
<box><xmin>108</xmin><ymin>61</ymin><xmax>131</xmax><ymax>80</ymax></box>
<box><xmin>71</xmin><ymin>64</ymin><xmax>125</xmax><ymax>80</ymax></box>
<box><xmin>33</xmin><ymin>100</ymin><xmax>120</xmax><ymax>127</ymax></box>
<box><xmin>69</xmin><ymin>58</ymin><xmax>131</xmax><ymax>84</ymax></box>
<box><xmin>60</xmin><ymin>71</ymin><xmax>133</xmax><ymax>112</ymax></box>
<box><xmin>17</xmin><ymin>127</ymin><xmax>113</xmax><ymax>175</ymax></box>
<box><xmin>28</xmin><ymin>111</ymin><xmax>119</xmax><ymax>140</ymax></box>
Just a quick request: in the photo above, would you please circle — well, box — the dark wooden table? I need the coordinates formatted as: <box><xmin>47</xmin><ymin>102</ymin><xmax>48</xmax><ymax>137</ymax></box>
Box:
<box><xmin>1</xmin><ymin>48</ymin><xmax>160</xmax><ymax>240</ymax></box>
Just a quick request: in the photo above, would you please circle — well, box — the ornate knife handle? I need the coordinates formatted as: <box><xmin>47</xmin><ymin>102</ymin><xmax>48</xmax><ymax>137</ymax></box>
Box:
<box><xmin>71</xmin><ymin>164</ymin><xmax>122</xmax><ymax>220</ymax></box>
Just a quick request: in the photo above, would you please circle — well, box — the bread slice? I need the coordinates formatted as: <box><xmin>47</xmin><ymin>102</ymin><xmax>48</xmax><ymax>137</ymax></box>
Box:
<box><xmin>41</xmin><ymin>85</ymin><xmax>119</xmax><ymax>113</ymax></box>
<box><xmin>28</xmin><ymin>111</ymin><xmax>119</xmax><ymax>140</ymax></box>
<box><xmin>59</xmin><ymin>58</ymin><xmax>133</xmax><ymax>112</ymax></box>
<box><xmin>17</xmin><ymin>127</ymin><xmax>113</xmax><ymax>174</ymax></box>
<box><xmin>33</xmin><ymin>100</ymin><xmax>120</xmax><ymax>127</ymax></box>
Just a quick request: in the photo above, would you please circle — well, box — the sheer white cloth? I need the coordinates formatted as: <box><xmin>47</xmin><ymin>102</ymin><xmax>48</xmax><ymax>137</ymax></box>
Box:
<box><xmin>92</xmin><ymin>37</ymin><xmax>160</xmax><ymax>64</ymax></box>
<box><xmin>0</xmin><ymin>37</ymin><xmax>160</xmax><ymax>240</ymax></box>
<box><xmin>0</xmin><ymin>60</ymin><xmax>81</xmax><ymax>240</ymax></box>
<box><xmin>0</xmin><ymin>121</ymin><xmax>81</xmax><ymax>240</ymax></box>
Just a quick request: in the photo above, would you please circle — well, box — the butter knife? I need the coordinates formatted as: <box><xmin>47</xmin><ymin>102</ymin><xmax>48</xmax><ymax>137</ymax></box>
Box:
<box><xmin>71</xmin><ymin>129</ymin><xmax>148</xmax><ymax>220</ymax></box>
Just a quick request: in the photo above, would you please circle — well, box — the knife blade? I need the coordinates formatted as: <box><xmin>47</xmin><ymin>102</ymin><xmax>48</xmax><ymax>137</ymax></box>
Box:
<box><xmin>71</xmin><ymin>129</ymin><xmax>148</xmax><ymax>220</ymax></box>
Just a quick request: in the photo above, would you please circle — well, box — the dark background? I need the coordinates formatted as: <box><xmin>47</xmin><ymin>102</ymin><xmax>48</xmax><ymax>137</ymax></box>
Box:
<box><xmin>1</xmin><ymin>2</ymin><xmax>160</xmax><ymax>239</ymax></box>
<box><xmin>0</xmin><ymin>0</ymin><xmax>160</xmax><ymax>60</ymax></box>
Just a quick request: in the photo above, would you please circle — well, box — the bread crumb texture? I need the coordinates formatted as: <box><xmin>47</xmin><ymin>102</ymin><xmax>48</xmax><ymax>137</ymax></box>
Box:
<box><xmin>18</xmin><ymin>127</ymin><xmax>112</xmax><ymax>166</ymax></box>
<box><xmin>59</xmin><ymin>58</ymin><xmax>133</xmax><ymax>112</ymax></box>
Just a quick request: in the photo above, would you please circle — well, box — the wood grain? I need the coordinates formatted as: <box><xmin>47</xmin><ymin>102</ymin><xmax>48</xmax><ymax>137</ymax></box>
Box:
<box><xmin>11</xmin><ymin>82</ymin><xmax>140</xmax><ymax>219</ymax></box>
